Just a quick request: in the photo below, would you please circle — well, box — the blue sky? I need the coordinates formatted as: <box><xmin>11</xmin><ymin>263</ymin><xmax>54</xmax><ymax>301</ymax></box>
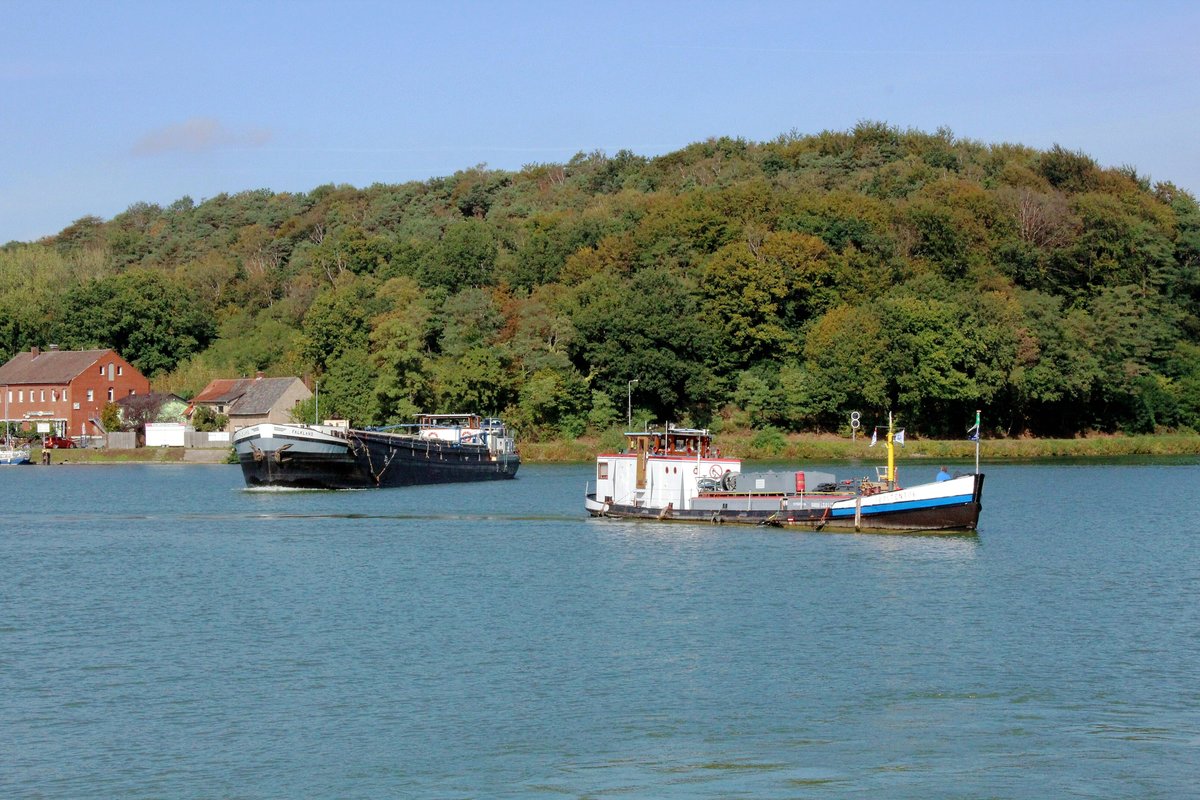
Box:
<box><xmin>2</xmin><ymin>0</ymin><xmax>1198</xmax><ymax>244</ymax></box>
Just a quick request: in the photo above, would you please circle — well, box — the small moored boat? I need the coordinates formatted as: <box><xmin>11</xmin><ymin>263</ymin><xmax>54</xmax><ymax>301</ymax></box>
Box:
<box><xmin>585</xmin><ymin>417</ymin><xmax>983</xmax><ymax>533</ymax></box>
<box><xmin>0</xmin><ymin>443</ymin><xmax>32</xmax><ymax>465</ymax></box>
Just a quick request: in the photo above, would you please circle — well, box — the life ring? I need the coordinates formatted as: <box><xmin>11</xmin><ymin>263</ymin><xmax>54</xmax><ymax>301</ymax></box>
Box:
<box><xmin>692</xmin><ymin>466</ymin><xmax>699</xmax><ymax>475</ymax></box>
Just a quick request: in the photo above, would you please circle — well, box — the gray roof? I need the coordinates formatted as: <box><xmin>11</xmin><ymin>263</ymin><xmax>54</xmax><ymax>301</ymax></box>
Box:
<box><xmin>230</xmin><ymin>377</ymin><xmax>305</xmax><ymax>415</ymax></box>
<box><xmin>195</xmin><ymin>377</ymin><xmax>307</xmax><ymax>416</ymax></box>
<box><xmin>0</xmin><ymin>349</ymin><xmax>112</xmax><ymax>385</ymax></box>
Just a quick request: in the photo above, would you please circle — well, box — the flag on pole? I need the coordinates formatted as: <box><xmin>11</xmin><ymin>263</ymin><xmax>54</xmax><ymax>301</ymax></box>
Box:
<box><xmin>967</xmin><ymin>422</ymin><xmax>979</xmax><ymax>441</ymax></box>
<box><xmin>869</xmin><ymin>428</ymin><xmax>877</xmax><ymax>447</ymax></box>
<box><xmin>894</xmin><ymin>429</ymin><xmax>905</xmax><ymax>445</ymax></box>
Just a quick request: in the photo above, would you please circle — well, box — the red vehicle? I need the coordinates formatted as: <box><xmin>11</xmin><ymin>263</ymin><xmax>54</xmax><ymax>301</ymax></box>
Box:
<box><xmin>44</xmin><ymin>435</ymin><xmax>76</xmax><ymax>449</ymax></box>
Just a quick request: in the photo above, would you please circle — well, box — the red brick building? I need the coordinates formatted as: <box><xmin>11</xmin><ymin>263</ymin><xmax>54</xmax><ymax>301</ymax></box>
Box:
<box><xmin>0</xmin><ymin>346</ymin><xmax>150</xmax><ymax>441</ymax></box>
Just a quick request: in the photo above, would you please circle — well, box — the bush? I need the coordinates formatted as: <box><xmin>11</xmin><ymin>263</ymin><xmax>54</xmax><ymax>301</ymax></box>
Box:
<box><xmin>192</xmin><ymin>405</ymin><xmax>228</xmax><ymax>432</ymax></box>
<box><xmin>749</xmin><ymin>425</ymin><xmax>786</xmax><ymax>456</ymax></box>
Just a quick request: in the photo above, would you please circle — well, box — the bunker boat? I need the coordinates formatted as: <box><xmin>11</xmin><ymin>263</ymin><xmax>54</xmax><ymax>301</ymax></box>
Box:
<box><xmin>584</xmin><ymin>419</ymin><xmax>983</xmax><ymax>533</ymax></box>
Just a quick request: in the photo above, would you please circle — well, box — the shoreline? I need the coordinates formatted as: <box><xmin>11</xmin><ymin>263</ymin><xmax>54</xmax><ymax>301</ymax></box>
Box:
<box><xmin>27</xmin><ymin>433</ymin><xmax>1200</xmax><ymax>465</ymax></box>
<box><xmin>518</xmin><ymin>431</ymin><xmax>1200</xmax><ymax>463</ymax></box>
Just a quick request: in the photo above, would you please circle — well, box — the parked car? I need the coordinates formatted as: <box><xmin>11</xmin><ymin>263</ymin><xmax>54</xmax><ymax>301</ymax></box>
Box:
<box><xmin>44</xmin><ymin>435</ymin><xmax>77</xmax><ymax>449</ymax></box>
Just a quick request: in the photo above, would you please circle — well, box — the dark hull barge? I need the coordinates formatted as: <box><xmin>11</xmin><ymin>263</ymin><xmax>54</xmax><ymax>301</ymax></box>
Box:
<box><xmin>234</xmin><ymin>415</ymin><xmax>519</xmax><ymax>490</ymax></box>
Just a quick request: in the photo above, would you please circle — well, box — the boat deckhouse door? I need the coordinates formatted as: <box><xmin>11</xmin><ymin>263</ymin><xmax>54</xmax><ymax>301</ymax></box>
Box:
<box><xmin>635</xmin><ymin>436</ymin><xmax>648</xmax><ymax>489</ymax></box>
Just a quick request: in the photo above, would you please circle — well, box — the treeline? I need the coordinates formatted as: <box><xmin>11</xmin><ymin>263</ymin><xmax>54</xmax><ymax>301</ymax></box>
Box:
<box><xmin>3</xmin><ymin>121</ymin><xmax>1199</xmax><ymax>439</ymax></box>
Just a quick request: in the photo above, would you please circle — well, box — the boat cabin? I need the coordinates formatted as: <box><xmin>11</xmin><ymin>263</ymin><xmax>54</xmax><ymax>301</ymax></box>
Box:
<box><xmin>593</xmin><ymin>425</ymin><xmax>741</xmax><ymax>511</ymax></box>
<box><xmin>622</xmin><ymin>427</ymin><xmax>717</xmax><ymax>459</ymax></box>
<box><xmin>415</xmin><ymin>413</ymin><xmax>516</xmax><ymax>454</ymax></box>
<box><xmin>417</xmin><ymin>413</ymin><xmax>483</xmax><ymax>440</ymax></box>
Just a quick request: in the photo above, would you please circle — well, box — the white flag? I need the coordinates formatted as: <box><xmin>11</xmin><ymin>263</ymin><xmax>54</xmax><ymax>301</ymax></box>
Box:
<box><xmin>869</xmin><ymin>428</ymin><xmax>877</xmax><ymax>447</ymax></box>
<box><xmin>894</xmin><ymin>429</ymin><xmax>905</xmax><ymax>445</ymax></box>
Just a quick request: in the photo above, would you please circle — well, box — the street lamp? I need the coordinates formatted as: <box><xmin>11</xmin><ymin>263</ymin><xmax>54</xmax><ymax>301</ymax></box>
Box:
<box><xmin>626</xmin><ymin>378</ymin><xmax>639</xmax><ymax>429</ymax></box>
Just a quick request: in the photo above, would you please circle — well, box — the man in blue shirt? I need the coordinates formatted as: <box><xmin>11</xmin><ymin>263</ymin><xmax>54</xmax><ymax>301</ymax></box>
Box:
<box><xmin>936</xmin><ymin>466</ymin><xmax>951</xmax><ymax>482</ymax></box>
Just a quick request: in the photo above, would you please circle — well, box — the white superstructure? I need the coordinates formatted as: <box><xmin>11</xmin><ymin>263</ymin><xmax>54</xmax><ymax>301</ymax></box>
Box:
<box><xmin>591</xmin><ymin>425</ymin><xmax>739</xmax><ymax>513</ymax></box>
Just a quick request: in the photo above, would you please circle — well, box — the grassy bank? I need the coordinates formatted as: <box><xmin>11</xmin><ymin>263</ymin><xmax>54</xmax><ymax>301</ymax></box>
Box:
<box><xmin>39</xmin><ymin>447</ymin><xmax>191</xmax><ymax>464</ymax></box>
<box><xmin>519</xmin><ymin>432</ymin><xmax>1200</xmax><ymax>463</ymax></box>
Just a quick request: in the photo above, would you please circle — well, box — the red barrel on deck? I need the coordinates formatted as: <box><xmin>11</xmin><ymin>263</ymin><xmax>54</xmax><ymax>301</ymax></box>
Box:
<box><xmin>795</xmin><ymin>471</ymin><xmax>805</xmax><ymax>493</ymax></box>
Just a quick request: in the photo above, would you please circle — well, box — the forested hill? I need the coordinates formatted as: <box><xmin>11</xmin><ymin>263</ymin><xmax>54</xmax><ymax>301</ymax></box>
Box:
<box><xmin>3</xmin><ymin>122</ymin><xmax>1200</xmax><ymax>439</ymax></box>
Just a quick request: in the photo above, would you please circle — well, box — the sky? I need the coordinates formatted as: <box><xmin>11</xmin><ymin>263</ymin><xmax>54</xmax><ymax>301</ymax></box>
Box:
<box><xmin>2</xmin><ymin>0</ymin><xmax>1198</xmax><ymax>244</ymax></box>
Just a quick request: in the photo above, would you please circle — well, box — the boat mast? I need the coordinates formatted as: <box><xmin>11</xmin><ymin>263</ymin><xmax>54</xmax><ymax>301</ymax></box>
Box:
<box><xmin>884</xmin><ymin>410</ymin><xmax>895</xmax><ymax>487</ymax></box>
<box><xmin>974</xmin><ymin>409</ymin><xmax>981</xmax><ymax>475</ymax></box>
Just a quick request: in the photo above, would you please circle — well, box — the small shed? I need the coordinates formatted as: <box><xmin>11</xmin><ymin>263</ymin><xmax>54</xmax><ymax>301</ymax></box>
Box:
<box><xmin>145</xmin><ymin>422</ymin><xmax>187</xmax><ymax>447</ymax></box>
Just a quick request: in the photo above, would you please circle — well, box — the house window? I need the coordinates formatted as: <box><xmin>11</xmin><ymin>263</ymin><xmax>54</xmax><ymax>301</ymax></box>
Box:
<box><xmin>40</xmin><ymin>390</ymin><xmax>45</xmax><ymax>402</ymax></box>
<box><xmin>117</xmin><ymin>366</ymin><xmax>123</xmax><ymax>376</ymax></box>
<box><xmin>51</xmin><ymin>390</ymin><xmax>57</xmax><ymax>402</ymax></box>
<box><xmin>107</xmin><ymin>363</ymin><xmax>114</xmax><ymax>381</ymax></box>
<box><xmin>63</xmin><ymin>389</ymin><xmax>68</xmax><ymax>401</ymax></box>
<box><xmin>18</xmin><ymin>390</ymin><xmax>23</xmax><ymax>402</ymax></box>
<box><xmin>128</xmin><ymin>389</ymin><xmax>135</xmax><ymax>396</ymax></box>
<box><xmin>87</xmin><ymin>389</ymin><xmax>94</xmax><ymax>402</ymax></box>
<box><xmin>107</xmin><ymin>388</ymin><xmax>114</xmax><ymax>402</ymax></box>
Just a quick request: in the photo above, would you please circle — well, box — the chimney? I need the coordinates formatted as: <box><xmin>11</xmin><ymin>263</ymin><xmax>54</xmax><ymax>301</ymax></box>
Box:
<box><xmin>31</xmin><ymin>346</ymin><xmax>39</xmax><ymax>357</ymax></box>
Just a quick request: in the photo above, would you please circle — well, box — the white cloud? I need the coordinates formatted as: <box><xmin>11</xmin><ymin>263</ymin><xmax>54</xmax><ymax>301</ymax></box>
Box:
<box><xmin>131</xmin><ymin>117</ymin><xmax>272</xmax><ymax>156</ymax></box>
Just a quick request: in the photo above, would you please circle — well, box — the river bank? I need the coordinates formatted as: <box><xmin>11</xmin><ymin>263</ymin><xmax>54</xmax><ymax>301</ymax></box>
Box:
<box><xmin>34</xmin><ymin>447</ymin><xmax>231</xmax><ymax>465</ymax></box>
<box><xmin>27</xmin><ymin>432</ymin><xmax>1200</xmax><ymax>465</ymax></box>
<box><xmin>520</xmin><ymin>431</ymin><xmax>1200</xmax><ymax>463</ymax></box>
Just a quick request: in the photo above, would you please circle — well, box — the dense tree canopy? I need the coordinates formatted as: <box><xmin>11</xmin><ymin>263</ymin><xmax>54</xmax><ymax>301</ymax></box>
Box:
<box><xmin>3</xmin><ymin>123</ymin><xmax>1200</xmax><ymax>439</ymax></box>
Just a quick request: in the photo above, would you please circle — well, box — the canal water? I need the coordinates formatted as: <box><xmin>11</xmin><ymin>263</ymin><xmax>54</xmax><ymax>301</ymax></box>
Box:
<box><xmin>2</xmin><ymin>460</ymin><xmax>1197</xmax><ymax>798</ymax></box>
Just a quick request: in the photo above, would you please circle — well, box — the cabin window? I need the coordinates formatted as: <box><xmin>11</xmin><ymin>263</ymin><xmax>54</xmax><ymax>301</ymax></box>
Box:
<box><xmin>597</xmin><ymin>462</ymin><xmax>609</xmax><ymax>480</ymax></box>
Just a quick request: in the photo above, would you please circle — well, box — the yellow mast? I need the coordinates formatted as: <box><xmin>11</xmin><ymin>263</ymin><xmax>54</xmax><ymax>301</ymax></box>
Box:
<box><xmin>884</xmin><ymin>410</ymin><xmax>895</xmax><ymax>487</ymax></box>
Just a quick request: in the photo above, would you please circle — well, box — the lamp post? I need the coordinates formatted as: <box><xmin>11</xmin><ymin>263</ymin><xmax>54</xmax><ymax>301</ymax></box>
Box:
<box><xmin>626</xmin><ymin>378</ymin><xmax>639</xmax><ymax>429</ymax></box>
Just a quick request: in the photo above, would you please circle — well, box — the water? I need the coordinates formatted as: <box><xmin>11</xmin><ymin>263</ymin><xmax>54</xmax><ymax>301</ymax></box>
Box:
<box><xmin>3</xmin><ymin>460</ymin><xmax>1198</xmax><ymax>798</ymax></box>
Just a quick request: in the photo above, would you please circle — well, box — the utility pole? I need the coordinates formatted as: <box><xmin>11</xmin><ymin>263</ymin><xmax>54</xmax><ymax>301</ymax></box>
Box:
<box><xmin>626</xmin><ymin>378</ymin><xmax>639</xmax><ymax>429</ymax></box>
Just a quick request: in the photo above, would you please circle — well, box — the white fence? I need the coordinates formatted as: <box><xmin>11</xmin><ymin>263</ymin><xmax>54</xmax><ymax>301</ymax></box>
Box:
<box><xmin>102</xmin><ymin>428</ymin><xmax>232</xmax><ymax>449</ymax></box>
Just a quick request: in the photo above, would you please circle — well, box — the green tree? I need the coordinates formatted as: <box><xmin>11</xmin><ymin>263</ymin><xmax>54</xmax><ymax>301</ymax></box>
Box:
<box><xmin>57</xmin><ymin>270</ymin><xmax>216</xmax><ymax>375</ymax></box>
<box><xmin>420</xmin><ymin>219</ymin><xmax>498</xmax><ymax>290</ymax></box>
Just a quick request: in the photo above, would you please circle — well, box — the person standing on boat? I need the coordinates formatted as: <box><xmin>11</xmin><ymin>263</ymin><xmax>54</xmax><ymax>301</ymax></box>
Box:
<box><xmin>936</xmin><ymin>466</ymin><xmax>951</xmax><ymax>482</ymax></box>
